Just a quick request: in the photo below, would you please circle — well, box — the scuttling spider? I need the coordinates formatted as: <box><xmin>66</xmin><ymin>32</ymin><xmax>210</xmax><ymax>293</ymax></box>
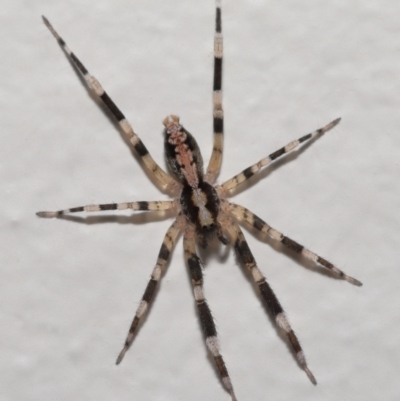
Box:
<box><xmin>37</xmin><ymin>1</ymin><xmax>362</xmax><ymax>400</ymax></box>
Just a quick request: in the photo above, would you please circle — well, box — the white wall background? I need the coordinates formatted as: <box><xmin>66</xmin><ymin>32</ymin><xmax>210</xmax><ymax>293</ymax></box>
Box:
<box><xmin>2</xmin><ymin>0</ymin><xmax>400</xmax><ymax>400</ymax></box>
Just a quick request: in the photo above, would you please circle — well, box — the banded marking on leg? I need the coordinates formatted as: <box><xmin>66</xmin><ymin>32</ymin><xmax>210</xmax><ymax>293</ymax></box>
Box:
<box><xmin>116</xmin><ymin>217</ymin><xmax>181</xmax><ymax>365</ymax></box>
<box><xmin>36</xmin><ymin>200</ymin><xmax>176</xmax><ymax>218</ymax></box>
<box><xmin>183</xmin><ymin>226</ymin><xmax>237</xmax><ymax>401</ymax></box>
<box><xmin>225</xmin><ymin>219</ymin><xmax>316</xmax><ymax>384</ymax></box>
<box><xmin>220</xmin><ymin>118</ymin><xmax>341</xmax><ymax>193</ymax></box>
<box><xmin>205</xmin><ymin>0</ymin><xmax>224</xmax><ymax>183</ymax></box>
<box><xmin>42</xmin><ymin>16</ymin><xmax>176</xmax><ymax>190</ymax></box>
<box><xmin>227</xmin><ymin>201</ymin><xmax>362</xmax><ymax>286</ymax></box>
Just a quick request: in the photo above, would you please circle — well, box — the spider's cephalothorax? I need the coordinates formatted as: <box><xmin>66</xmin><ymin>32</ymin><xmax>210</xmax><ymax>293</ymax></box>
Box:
<box><xmin>38</xmin><ymin>2</ymin><xmax>362</xmax><ymax>400</ymax></box>
<box><xmin>163</xmin><ymin>115</ymin><xmax>226</xmax><ymax>247</ymax></box>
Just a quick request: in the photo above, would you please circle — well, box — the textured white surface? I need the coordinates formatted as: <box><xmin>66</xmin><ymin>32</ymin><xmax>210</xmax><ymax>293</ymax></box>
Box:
<box><xmin>2</xmin><ymin>0</ymin><xmax>400</xmax><ymax>400</ymax></box>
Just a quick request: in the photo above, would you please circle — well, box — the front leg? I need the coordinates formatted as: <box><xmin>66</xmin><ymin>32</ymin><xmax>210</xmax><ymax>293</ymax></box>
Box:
<box><xmin>42</xmin><ymin>16</ymin><xmax>177</xmax><ymax>191</ymax></box>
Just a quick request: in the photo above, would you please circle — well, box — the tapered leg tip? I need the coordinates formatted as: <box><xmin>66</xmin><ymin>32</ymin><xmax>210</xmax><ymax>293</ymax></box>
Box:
<box><xmin>36</xmin><ymin>211</ymin><xmax>58</xmax><ymax>218</ymax></box>
<box><xmin>305</xmin><ymin>366</ymin><xmax>317</xmax><ymax>385</ymax></box>
<box><xmin>229</xmin><ymin>390</ymin><xmax>238</xmax><ymax>401</ymax></box>
<box><xmin>345</xmin><ymin>275</ymin><xmax>363</xmax><ymax>287</ymax></box>
<box><xmin>323</xmin><ymin>117</ymin><xmax>341</xmax><ymax>133</ymax></box>
<box><xmin>116</xmin><ymin>347</ymin><xmax>128</xmax><ymax>365</ymax></box>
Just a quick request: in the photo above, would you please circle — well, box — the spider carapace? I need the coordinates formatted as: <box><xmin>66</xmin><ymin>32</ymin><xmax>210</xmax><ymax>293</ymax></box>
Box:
<box><xmin>38</xmin><ymin>1</ymin><xmax>361</xmax><ymax>400</ymax></box>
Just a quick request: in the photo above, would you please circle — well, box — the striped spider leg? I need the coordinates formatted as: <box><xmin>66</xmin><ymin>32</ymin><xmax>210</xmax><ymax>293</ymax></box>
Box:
<box><xmin>37</xmin><ymin>200</ymin><xmax>176</xmax><ymax>218</ymax></box>
<box><xmin>116</xmin><ymin>215</ymin><xmax>183</xmax><ymax>364</ymax></box>
<box><xmin>220</xmin><ymin>117</ymin><xmax>342</xmax><ymax>192</ymax></box>
<box><xmin>221</xmin><ymin>214</ymin><xmax>317</xmax><ymax>384</ymax></box>
<box><xmin>184</xmin><ymin>225</ymin><xmax>237</xmax><ymax>401</ymax></box>
<box><xmin>225</xmin><ymin>201</ymin><xmax>361</xmax><ymax>286</ymax></box>
<box><xmin>37</xmin><ymin>0</ymin><xmax>362</xmax><ymax>400</ymax></box>
<box><xmin>41</xmin><ymin>16</ymin><xmax>178</xmax><ymax>193</ymax></box>
<box><xmin>205</xmin><ymin>0</ymin><xmax>224</xmax><ymax>183</ymax></box>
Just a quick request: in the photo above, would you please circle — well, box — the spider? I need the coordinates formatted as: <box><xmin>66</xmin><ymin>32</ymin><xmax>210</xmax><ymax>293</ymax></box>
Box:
<box><xmin>37</xmin><ymin>1</ymin><xmax>362</xmax><ymax>400</ymax></box>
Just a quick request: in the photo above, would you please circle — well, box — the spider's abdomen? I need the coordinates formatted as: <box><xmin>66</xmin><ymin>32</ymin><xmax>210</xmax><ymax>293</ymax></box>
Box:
<box><xmin>180</xmin><ymin>181</ymin><xmax>221</xmax><ymax>239</ymax></box>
